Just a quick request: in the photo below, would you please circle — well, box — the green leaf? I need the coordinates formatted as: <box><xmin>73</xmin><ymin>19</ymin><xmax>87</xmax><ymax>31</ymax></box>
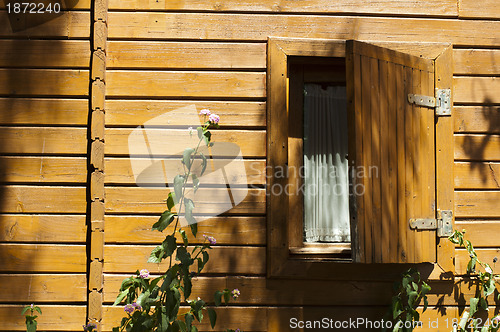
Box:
<box><xmin>214</xmin><ymin>291</ymin><xmax>222</xmax><ymax>307</ymax></box>
<box><xmin>137</xmin><ymin>289</ymin><xmax>151</xmax><ymax>307</ymax></box>
<box><xmin>423</xmin><ymin>296</ymin><xmax>429</xmax><ymax>312</ymax></box>
<box><xmin>113</xmin><ymin>289</ymin><xmax>129</xmax><ymax>305</ymax></box>
<box><xmin>408</xmin><ymin>291</ymin><xmax>418</xmax><ymax>308</ymax></box>
<box><xmin>192</xmin><ymin>174</ymin><xmax>200</xmax><ymax>193</ymax></box>
<box><xmin>183</xmin><ymin>276</ymin><xmax>192</xmax><ymax>299</ymax></box>
<box><xmin>190</xmin><ymin>222</ymin><xmax>198</xmax><ymax>238</ymax></box>
<box><xmin>178</xmin><ymin>320</ymin><xmax>187</xmax><ymax>332</ymax></box>
<box><xmin>185</xmin><ymin>313</ymin><xmax>194</xmax><ymax>330</ymax></box>
<box><xmin>470</xmin><ymin>297</ymin><xmax>479</xmax><ymax>317</ymax></box>
<box><xmin>148</xmin><ymin>245</ymin><xmax>166</xmax><ymax>263</ymax></box>
<box><xmin>163</xmin><ymin>235</ymin><xmax>178</xmax><ymax>257</ymax></box>
<box><xmin>207</xmin><ymin>308</ymin><xmax>217</xmax><ymax>328</ymax></box>
<box><xmin>223</xmin><ymin>290</ymin><xmax>230</xmax><ymax>305</ymax></box>
<box><xmin>153</xmin><ymin>211</ymin><xmax>176</xmax><ymax>232</ymax></box>
<box><xmin>197</xmin><ymin>127</ymin><xmax>203</xmax><ymax>140</ymax></box>
<box><xmin>479</xmin><ymin>297</ymin><xmax>488</xmax><ymax>310</ymax></box>
<box><xmin>484</xmin><ymin>277</ymin><xmax>496</xmax><ymax>297</ymax></box>
<box><xmin>468</xmin><ymin>256</ymin><xmax>477</xmax><ymax>273</ymax></box>
<box><xmin>179</xmin><ymin>229</ymin><xmax>189</xmax><ymax>246</ymax></box>
<box><xmin>25</xmin><ymin>316</ymin><xmax>37</xmax><ymax>332</ymax></box>
<box><xmin>167</xmin><ymin>192</ymin><xmax>177</xmax><ymax>209</ymax></box>
<box><xmin>174</xmin><ymin>175</ymin><xmax>185</xmax><ymax>200</ymax></box>
<box><xmin>21</xmin><ymin>306</ymin><xmax>30</xmax><ymax>315</ymax></box>
<box><xmin>203</xmin><ymin>131</ymin><xmax>211</xmax><ymax>146</ymax></box>
<box><xmin>183</xmin><ymin>148</ymin><xmax>195</xmax><ymax>169</ymax></box>
<box><xmin>200</xmin><ymin>153</ymin><xmax>207</xmax><ymax>176</ymax></box>
<box><xmin>184</xmin><ymin>198</ymin><xmax>196</xmax><ymax>225</ymax></box>
<box><xmin>421</xmin><ymin>282</ymin><xmax>431</xmax><ymax>295</ymax></box>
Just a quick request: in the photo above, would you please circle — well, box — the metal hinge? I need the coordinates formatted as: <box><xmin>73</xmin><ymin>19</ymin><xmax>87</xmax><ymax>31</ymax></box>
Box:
<box><xmin>407</xmin><ymin>88</ymin><xmax>451</xmax><ymax>116</ymax></box>
<box><xmin>409</xmin><ymin>210</ymin><xmax>453</xmax><ymax>237</ymax></box>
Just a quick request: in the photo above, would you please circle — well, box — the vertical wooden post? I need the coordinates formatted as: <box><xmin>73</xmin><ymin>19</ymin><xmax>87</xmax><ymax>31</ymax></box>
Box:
<box><xmin>434</xmin><ymin>45</ymin><xmax>455</xmax><ymax>275</ymax></box>
<box><xmin>89</xmin><ymin>0</ymin><xmax>107</xmax><ymax>329</ymax></box>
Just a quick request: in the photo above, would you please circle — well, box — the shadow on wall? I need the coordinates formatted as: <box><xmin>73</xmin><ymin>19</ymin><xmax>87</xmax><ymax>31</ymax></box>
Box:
<box><xmin>0</xmin><ymin>0</ymin><xmax>84</xmax><ymax>319</ymax></box>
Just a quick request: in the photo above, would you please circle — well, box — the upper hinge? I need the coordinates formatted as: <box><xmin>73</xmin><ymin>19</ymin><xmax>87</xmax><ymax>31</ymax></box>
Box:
<box><xmin>407</xmin><ymin>88</ymin><xmax>451</xmax><ymax>116</ymax></box>
<box><xmin>409</xmin><ymin>210</ymin><xmax>453</xmax><ymax>237</ymax></box>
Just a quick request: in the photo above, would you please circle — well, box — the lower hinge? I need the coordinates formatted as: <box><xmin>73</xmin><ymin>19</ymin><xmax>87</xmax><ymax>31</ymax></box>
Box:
<box><xmin>409</xmin><ymin>210</ymin><xmax>453</xmax><ymax>237</ymax></box>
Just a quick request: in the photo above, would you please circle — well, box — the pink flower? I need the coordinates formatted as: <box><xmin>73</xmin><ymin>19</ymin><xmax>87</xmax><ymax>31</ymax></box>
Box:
<box><xmin>124</xmin><ymin>304</ymin><xmax>134</xmax><ymax>314</ymax></box>
<box><xmin>203</xmin><ymin>234</ymin><xmax>216</xmax><ymax>245</ymax></box>
<box><xmin>208</xmin><ymin>113</ymin><xmax>220</xmax><ymax>124</ymax></box>
<box><xmin>139</xmin><ymin>269</ymin><xmax>150</xmax><ymax>279</ymax></box>
<box><xmin>231</xmin><ymin>289</ymin><xmax>240</xmax><ymax>299</ymax></box>
<box><xmin>199</xmin><ymin>109</ymin><xmax>211</xmax><ymax>116</ymax></box>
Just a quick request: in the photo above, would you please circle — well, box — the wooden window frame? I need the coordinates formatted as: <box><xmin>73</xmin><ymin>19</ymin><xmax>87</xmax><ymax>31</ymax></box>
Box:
<box><xmin>267</xmin><ymin>37</ymin><xmax>455</xmax><ymax>280</ymax></box>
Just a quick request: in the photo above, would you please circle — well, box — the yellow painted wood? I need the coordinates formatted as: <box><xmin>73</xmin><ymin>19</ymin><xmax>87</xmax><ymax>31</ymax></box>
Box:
<box><xmin>454</xmin><ymin>162</ymin><xmax>500</xmax><ymax>189</ymax></box>
<box><xmin>0</xmin><ymin>69</ymin><xmax>89</xmax><ymax>96</ymax></box>
<box><xmin>107</xmin><ymin>0</ymin><xmax>457</xmax><ymax>16</ymax></box>
<box><xmin>455</xmin><ymin>221</ymin><xmax>500</xmax><ymax>247</ymax></box>
<box><xmin>0</xmin><ymin>11</ymin><xmax>90</xmax><ymax>38</ymax></box>
<box><xmin>103</xmin><ymin>245</ymin><xmax>266</xmax><ymax>274</ymax></box>
<box><xmin>106</xmin><ymin>100</ymin><xmax>265</xmax><ymax>127</ymax></box>
<box><xmin>105</xmin><ymin>128</ymin><xmax>265</xmax><ymax>157</ymax></box>
<box><xmin>454</xmin><ymin>77</ymin><xmax>500</xmax><ymax>104</ymax></box>
<box><xmin>105</xmin><ymin>187</ymin><xmax>265</xmax><ymax>214</ymax></box>
<box><xmin>107</xmin><ymin>41</ymin><xmax>266</xmax><ymax>69</ymax></box>
<box><xmin>0</xmin><ymin>40</ymin><xmax>90</xmax><ymax>67</ymax></box>
<box><xmin>454</xmin><ymin>49</ymin><xmax>500</xmax><ymax>75</ymax></box>
<box><xmin>455</xmin><ymin>191</ymin><xmax>500</xmax><ymax>218</ymax></box>
<box><xmin>0</xmin><ymin>156</ymin><xmax>87</xmax><ymax>183</ymax></box>
<box><xmin>454</xmin><ymin>134</ymin><xmax>500</xmax><ymax>161</ymax></box>
<box><xmin>0</xmin><ymin>244</ymin><xmax>86</xmax><ymax>272</ymax></box>
<box><xmin>0</xmin><ymin>214</ymin><xmax>87</xmax><ymax>242</ymax></box>
<box><xmin>105</xmin><ymin>158</ymin><xmax>265</xmax><ymax>185</ymax></box>
<box><xmin>0</xmin><ymin>98</ymin><xmax>88</xmax><ymax>125</ymax></box>
<box><xmin>459</xmin><ymin>0</ymin><xmax>500</xmax><ymax>18</ymax></box>
<box><xmin>106</xmin><ymin>71</ymin><xmax>265</xmax><ymax>98</ymax></box>
<box><xmin>456</xmin><ymin>248</ymin><xmax>500</xmax><ymax>275</ymax></box>
<box><xmin>0</xmin><ymin>305</ymin><xmax>86</xmax><ymax>331</ymax></box>
<box><xmin>104</xmin><ymin>215</ymin><xmax>265</xmax><ymax>245</ymax></box>
<box><xmin>0</xmin><ymin>186</ymin><xmax>86</xmax><ymax>213</ymax></box>
<box><xmin>454</xmin><ymin>106</ymin><xmax>500</xmax><ymax>133</ymax></box>
<box><xmin>0</xmin><ymin>274</ymin><xmax>87</xmax><ymax>302</ymax></box>
<box><xmin>0</xmin><ymin>127</ymin><xmax>87</xmax><ymax>154</ymax></box>
<box><xmin>107</xmin><ymin>13</ymin><xmax>500</xmax><ymax>46</ymax></box>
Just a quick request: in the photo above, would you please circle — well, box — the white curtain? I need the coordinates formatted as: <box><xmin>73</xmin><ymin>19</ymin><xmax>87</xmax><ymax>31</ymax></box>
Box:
<box><xmin>303</xmin><ymin>84</ymin><xmax>350</xmax><ymax>243</ymax></box>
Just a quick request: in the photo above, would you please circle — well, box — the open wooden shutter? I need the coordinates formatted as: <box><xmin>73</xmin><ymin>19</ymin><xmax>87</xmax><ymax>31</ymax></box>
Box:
<box><xmin>347</xmin><ymin>40</ymin><xmax>436</xmax><ymax>264</ymax></box>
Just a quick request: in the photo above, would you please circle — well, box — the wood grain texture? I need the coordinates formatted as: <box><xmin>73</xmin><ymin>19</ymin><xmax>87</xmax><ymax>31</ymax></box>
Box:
<box><xmin>0</xmin><ymin>98</ymin><xmax>88</xmax><ymax>125</ymax></box>
<box><xmin>103</xmin><ymin>275</ymin><xmax>498</xmax><ymax>306</ymax></box>
<box><xmin>107</xmin><ymin>0</ymin><xmax>457</xmax><ymax>16</ymax></box>
<box><xmin>0</xmin><ymin>274</ymin><xmax>87</xmax><ymax>302</ymax></box>
<box><xmin>104</xmin><ymin>245</ymin><xmax>265</xmax><ymax>274</ymax></box>
<box><xmin>107</xmin><ymin>13</ymin><xmax>500</xmax><ymax>46</ymax></box>
<box><xmin>455</xmin><ymin>221</ymin><xmax>500</xmax><ymax>247</ymax></box>
<box><xmin>0</xmin><ymin>11</ymin><xmax>90</xmax><ymax>38</ymax></box>
<box><xmin>105</xmin><ymin>158</ymin><xmax>265</xmax><ymax>185</ymax></box>
<box><xmin>454</xmin><ymin>134</ymin><xmax>500</xmax><ymax>161</ymax></box>
<box><xmin>0</xmin><ymin>186</ymin><xmax>86</xmax><ymax>213</ymax></box>
<box><xmin>459</xmin><ymin>0</ymin><xmax>500</xmax><ymax>18</ymax></box>
<box><xmin>0</xmin><ymin>244</ymin><xmax>86</xmax><ymax>272</ymax></box>
<box><xmin>107</xmin><ymin>41</ymin><xmax>266</xmax><ymax>69</ymax></box>
<box><xmin>0</xmin><ymin>40</ymin><xmax>90</xmax><ymax>67</ymax></box>
<box><xmin>0</xmin><ymin>69</ymin><xmax>89</xmax><ymax>96</ymax></box>
<box><xmin>0</xmin><ymin>305</ymin><xmax>86</xmax><ymax>331</ymax></box>
<box><xmin>106</xmin><ymin>71</ymin><xmax>265</xmax><ymax>98</ymax></box>
<box><xmin>0</xmin><ymin>156</ymin><xmax>87</xmax><ymax>183</ymax></box>
<box><xmin>106</xmin><ymin>100</ymin><xmax>265</xmax><ymax>127</ymax></box>
<box><xmin>454</xmin><ymin>77</ymin><xmax>500</xmax><ymax>104</ymax></box>
<box><xmin>104</xmin><ymin>215</ymin><xmax>265</xmax><ymax>245</ymax></box>
<box><xmin>454</xmin><ymin>49</ymin><xmax>500</xmax><ymax>75</ymax></box>
<box><xmin>454</xmin><ymin>162</ymin><xmax>500</xmax><ymax>189</ymax></box>
<box><xmin>455</xmin><ymin>191</ymin><xmax>500</xmax><ymax>218</ymax></box>
<box><xmin>0</xmin><ymin>214</ymin><xmax>87</xmax><ymax>242</ymax></box>
<box><xmin>0</xmin><ymin>127</ymin><xmax>87</xmax><ymax>154</ymax></box>
<box><xmin>105</xmin><ymin>187</ymin><xmax>265</xmax><ymax>214</ymax></box>
<box><xmin>105</xmin><ymin>128</ymin><xmax>265</xmax><ymax>157</ymax></box>
<box><xmin>454</xmin><ymin>106</ymin><xmax>500</xmax><ymax>133</ymax></box>
<box><xmin>456</xmin><ymin>248</ymin><xmax>500</xmax><ymax>275</ymax></box>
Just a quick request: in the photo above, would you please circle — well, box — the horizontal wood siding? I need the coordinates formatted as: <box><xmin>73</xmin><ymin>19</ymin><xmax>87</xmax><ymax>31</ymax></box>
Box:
<box><xmin>0</xmin><ymin>6</ymin><xmax>90</xmax><ymax>330</ymax></box>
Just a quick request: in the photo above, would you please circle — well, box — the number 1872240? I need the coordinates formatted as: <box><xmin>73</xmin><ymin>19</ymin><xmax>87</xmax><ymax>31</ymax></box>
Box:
<box><xmin>6</xmin><ymin>2</ymin><xmax>61</xmax><ymax>14</ymax></box>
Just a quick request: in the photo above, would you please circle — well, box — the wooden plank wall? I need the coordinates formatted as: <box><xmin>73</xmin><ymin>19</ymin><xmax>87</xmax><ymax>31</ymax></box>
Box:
<box><xmin>98</xmin><ymin>1</ymin><xmax>500</xmax><ymax>331</ymax></box>
<box><xmin>0</xmin><ymin>0</ymin><xmax>90</xmax><ymax>330</ymax></box>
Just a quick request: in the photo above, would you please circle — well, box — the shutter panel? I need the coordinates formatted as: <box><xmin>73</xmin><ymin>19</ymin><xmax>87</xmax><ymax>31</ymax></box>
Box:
<box><xmin>347</xmin><ymin>41</ymin><xmax>436</xmax><ymax>264</ymax></box>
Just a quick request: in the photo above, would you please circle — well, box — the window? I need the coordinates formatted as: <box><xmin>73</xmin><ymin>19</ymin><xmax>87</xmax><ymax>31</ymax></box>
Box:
<box><xmin>267</xmin><ymin>38</ymin><xmax>455</xmax><ymax>279</ymax></box>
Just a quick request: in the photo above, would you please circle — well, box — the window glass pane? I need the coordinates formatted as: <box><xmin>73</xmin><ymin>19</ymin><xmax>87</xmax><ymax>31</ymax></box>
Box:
<box><xmin>303</xmin><ymin>83</ymin><xmax>350</xmax><ymax>243</ymax></box>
